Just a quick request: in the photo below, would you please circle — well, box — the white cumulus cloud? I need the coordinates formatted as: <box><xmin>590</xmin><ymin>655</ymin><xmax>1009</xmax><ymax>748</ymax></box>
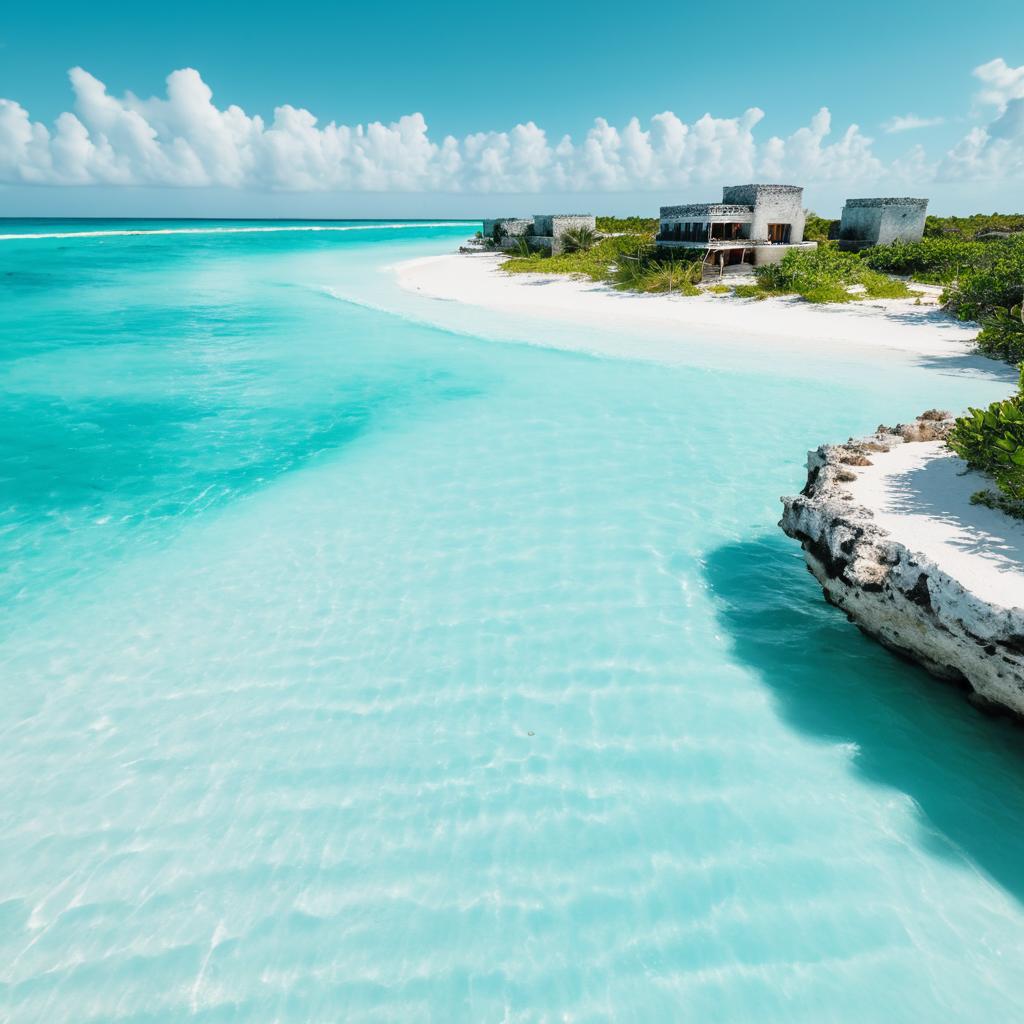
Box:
<box><xmin>938</xmin><ymin>58</ymin><xmax>1024</xmax><ymax>181</ymax></box>
<box><xmin>973</xmin><ymin>57</ymin><xmax>1024</xmax><ymax>113</ymax></box>
<box><xmin>1</xmin><ymin>62</ymin><xmax>1022</xmax><ymax>193</ymax></box>
<box><xmin>0</xmin><ymin>66</ymin><xmax>896</xmax><ymax>194</ymax></box>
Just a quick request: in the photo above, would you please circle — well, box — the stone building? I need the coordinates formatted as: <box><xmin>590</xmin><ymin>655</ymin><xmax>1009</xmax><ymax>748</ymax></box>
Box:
<box><xmin>481</xmin><ymin>214</ymin><xmax>597</xmax><ymax>255</ymax></box>
<box><xmin>529</xmin><ymin>214</ymin><xmax>597</xmax><ymax>254</ymax></box>
<box><xmin>482</xmin><ymin>217</ymin><xmax>533</xmax><ymax>245</ymax></box>
<box><xmin>838</xmin><ymin>197</ymin><xmax>928</xmax><ymax>249</ymax></box>
<box><xmin>656</xmin><ymin>184</ymin><xmax>816</xmax><ymax>271</ymax></box>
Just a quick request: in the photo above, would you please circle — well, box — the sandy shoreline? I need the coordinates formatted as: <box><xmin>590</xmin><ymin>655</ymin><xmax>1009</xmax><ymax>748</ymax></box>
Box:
<box><xmin>394</xmin><ymin>251</ymin><xmax>984</xmax><ymax>361</ymax></box>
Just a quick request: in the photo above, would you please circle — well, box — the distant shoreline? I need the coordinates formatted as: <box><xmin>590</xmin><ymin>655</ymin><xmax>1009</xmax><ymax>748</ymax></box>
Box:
<box><xmin>0</xmin><ymin>221</ymin><xmax>478</xmax><ymax>242</ymax></box>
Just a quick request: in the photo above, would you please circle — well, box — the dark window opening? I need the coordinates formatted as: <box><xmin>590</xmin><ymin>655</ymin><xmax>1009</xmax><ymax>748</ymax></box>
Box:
<box><xmin>767</xmin><ymin>223</ymin><xmax>791</xmax><ymax>243</ymax></box>
<box><xmin>710</xmin><ymin>222</ymin><xmax>743</xmax><ymax>240</ymax></box>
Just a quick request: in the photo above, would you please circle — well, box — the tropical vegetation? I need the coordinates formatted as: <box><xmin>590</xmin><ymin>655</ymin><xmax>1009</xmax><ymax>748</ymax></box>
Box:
<box><xmin>859</xmin><ymin>237</ymin><xmax>990</xmax><ymax>284</ymax></box>
<box><xmin>502</xmin><ymin>235</ymin><xmax>652</xmax><ymax>282</ymax></box>
<box><xmin>802</xmin><ymin>212</ymin><xmax>837</xmax><ymax>242</ymax></box>
<box><xmin>560</xmin><ymin>225</ymin><xmax>598</xmax><ymax>254</ymax></box>
<box><xmin>594</xmin><ymin>216</ymin><xmax>658</xmax><ymax>236</ymax></box>
<box><xmin>948</xmin><ymin>368</ymin><xmax>1024</xmax><ymax>518</ymax></box>
<box><xmin>749</xmin><ymin>247</ymin><xmax>912</xmax><ymax>303</ymax></box>
<box><xmin>924</xmin><ymin>212</ymin><xmax>1024</xmax><ymax>239</ymax></box>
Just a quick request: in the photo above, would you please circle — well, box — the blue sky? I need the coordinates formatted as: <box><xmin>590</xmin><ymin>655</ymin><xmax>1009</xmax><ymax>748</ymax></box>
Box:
<box><xmin>1</xmin><ymin>0</ymin><xmax>1023</xmax><ymax>216</ymax></box>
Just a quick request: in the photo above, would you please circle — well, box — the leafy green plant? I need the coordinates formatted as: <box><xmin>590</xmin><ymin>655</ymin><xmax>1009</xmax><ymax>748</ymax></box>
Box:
<box><xmin>502</xmin><ymin>235</ymin><xmax>651</xmax><ymax>282</ymax></box>
<box><xmin>801</xmin><ymin>283</ymin><xmax>855</xmax><ymax>304</ymax></box>
<box><xmin>859</xmin><ymin>237</ymin><xmax>989</xmax><ymax>284</ymax></box>
<box><xmin>925</xmin><ymin>213</ymin><xmax>1024</xmax><ymax>240</ymax></box>
<box><xmin>858</xmin><ymin>270</ymin><xmax>912</xmax><ymax>299</ymax></box>
<box><xmin>595</xmin><ymin>216</ymin><xmax>658</xmax><ymax>236</ymax></box>
<box><xmin>628</xmin><ymin>265</ymin><xmax>701</xmax><ymax>295</ymax></box>
<box><xmin>976</xmin><ymin>304</ymin><xmax>1024</xmax><ymax>364</ymax></box>
<box><xmin>732</xmin><ymin>283</ymin><xmax>767</xmax><ymax>299</ymax></box>
<box><xmin>802</xmin><ymin>212</ymin><xmax>838</xmax><ymax>242</ymax></box>
<box><xmin>753</xmin><ymin>246</ymin><xmax>863</xmax><ymax>301</ymax></box>
<box><xmin>512</xmin><ymin>235</ymin><xmax>533</xmax><ymax>257</ymax></box>
<box><xmin>942</xmin><ymin>236</ymin><xmax>1024</xmax><ymax>321</ymax></box>
<box><xmin>610</xmin><ymin>253</ymin><xmax>701</xmax><ymax>294</ymax></box>
<box><xmin>948</xmin><ymin>367</ymin><xmax>1024</xmax><ymax>506</ymax></box>
<box><xmin>561</xmin><ymin>225</ymin><xmax>597</xmax><ymax>253</ymax></box>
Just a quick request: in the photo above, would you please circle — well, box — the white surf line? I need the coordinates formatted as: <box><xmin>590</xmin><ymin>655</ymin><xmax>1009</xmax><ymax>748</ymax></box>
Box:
<box><xmin>0</xmin><ymin>222</ymin><xmax>478</xmax><ymax>242</ymax></box>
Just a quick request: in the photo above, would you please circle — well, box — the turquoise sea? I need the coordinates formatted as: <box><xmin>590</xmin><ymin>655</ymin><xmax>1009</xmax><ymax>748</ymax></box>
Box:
<box><xmin>3</xmin><ymin>219</ymin><xmax>1024</xmax><ymax>1022</ymax></box>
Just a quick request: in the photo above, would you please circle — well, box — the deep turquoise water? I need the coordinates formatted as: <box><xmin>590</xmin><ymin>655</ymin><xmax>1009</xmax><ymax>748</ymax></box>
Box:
<box><xmin>2</xmin><ymin>220</ymin><xmax>1024</xmax><ymax>1022</ymax></box>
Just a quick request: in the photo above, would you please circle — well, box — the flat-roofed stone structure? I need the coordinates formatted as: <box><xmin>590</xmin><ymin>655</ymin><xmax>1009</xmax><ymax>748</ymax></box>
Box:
<box><xmin>838</xmin><ymin>197</ymin><xmax>928</xmax><ymax>249</ymax></box>
<box><xmin>482</xmin><ymin>218</ymin><xmax>534</xmax><ymax>245</ymax></box>
<box><xmin>529</xmin><ymin>214</ymin><xmax>597</xmax><ymax>254</ymax></box>
<box><xmin>657</xmin><ymin>184</ymin><xmax>815</xmax><ymax>273</ymax></box>
<box><xmin>480</xmin><ymin>214</ymin><xmax>596</xmax><ymax>254</ymax></box>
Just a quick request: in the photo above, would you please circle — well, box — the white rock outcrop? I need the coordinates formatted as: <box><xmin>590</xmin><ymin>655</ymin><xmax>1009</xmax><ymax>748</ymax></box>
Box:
<box><xmin>781</xmin><ymin>414</ymin><xmax>1024</xmax><ymax>719</ymax></box>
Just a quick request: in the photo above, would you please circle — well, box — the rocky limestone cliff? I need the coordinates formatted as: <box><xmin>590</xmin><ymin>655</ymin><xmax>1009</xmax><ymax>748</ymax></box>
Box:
<box><xmin>780</xmin><ymin>412</ymin><xmax>1024</xmax><ymax>720</ymax></box>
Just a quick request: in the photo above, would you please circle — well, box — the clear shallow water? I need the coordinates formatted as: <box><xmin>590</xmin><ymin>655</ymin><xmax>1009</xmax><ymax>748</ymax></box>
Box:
<box><xmin>2</xmin><ymin>220</ymin><xmax>1024</xmax><ymax>1022</ymax></box>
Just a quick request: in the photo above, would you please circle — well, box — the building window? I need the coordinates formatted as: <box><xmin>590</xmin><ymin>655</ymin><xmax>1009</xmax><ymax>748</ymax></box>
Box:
<box><xmin>767</xmin><ymin>223</ymin><xmax>791</xmax><ymax>243</ymax></box>
<box><xmin>710</xmin><ymin>222</ymin><xmax>742</xmax><ymax>240</ymax></box>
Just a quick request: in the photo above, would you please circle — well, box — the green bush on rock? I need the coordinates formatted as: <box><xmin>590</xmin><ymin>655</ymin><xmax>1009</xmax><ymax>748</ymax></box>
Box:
<box><xmin>948</xmin><ymin>368</ymin><xmax>1024</xmax><ymax>515</ymax></box>
<box><xmin>976</xmin><ymin>305</ymin><xmax>1024</xmax><ymax>364</ymax></box>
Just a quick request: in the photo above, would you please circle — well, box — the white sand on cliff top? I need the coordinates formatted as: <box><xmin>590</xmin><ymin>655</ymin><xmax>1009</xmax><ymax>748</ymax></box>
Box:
<box><xmin>849</xmin><ymin>440</ymin><xmax>1024</xmax><ymax>609</ymax></box>
<box><xmin>395</xmin><ymin>252</ymin><xmax>982</xmax><ymax>360</ymax></box>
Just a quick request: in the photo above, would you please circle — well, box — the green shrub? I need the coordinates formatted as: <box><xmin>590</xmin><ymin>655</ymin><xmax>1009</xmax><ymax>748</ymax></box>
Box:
<box><xmin>948</xmin><ymin>368</ymin><xmax>1024</xmax><ymax>505</ymax></box>
<box><xmin>859</xmin><ymin>237</ymin><xmax>989</xmax><ymax>283</ymax></box>
<box><xmin>561</xmin><ymin>225</ymin><xmax>597</xmax><ymax>253</ymax></box>
<box><xmin>754</xmin><ymin>246</ymin><xmax>863</xmax><ymax>301</ymax></box>
<box><xmin>802</xmin><ymin>283</ymin><xmax>855</xmax><ymax>304</ymax></box>
<box><xmin>859</xmin><ymin>270</ymin><xmax>912</xmax><ymax>299</ymax></box>
<box><xmin>706</xmin><ymin>284</ymin><xmax>731</xmax><ymax>294</ymax></box>
<box><xmin>803</xmin><ymin>212</ymin><xmax>838</xmax><ymax>242</ymax></box>
<box><xmin>503</xmin><ymin>235</ymin><xmax>651</xmax><ymax>282</ymax></box>
<box><xmin>595</xmin><ymin>216</ymin><xmax>658</xmax><ymax>235</ymax></box>
<box><xmin>611</xmin><ymin>255</ymin><xmax>702</xmax><ymax>294</ymax></box>
<box><xmin>731</xmin><ymin>283</ymin><xmax>766</xmax><ymax>299</ymax></box>
<box><xmin>976</xmin><ymin>305</ymin><xmax>1024</xmax><ymax>364</ymax></box>
<box><xmin>925</xmin><ymin>213</ymin><xmax>1024</xmax><ymax>240</ymax></box>
<box><xmin>943</xmin><ymin>236</ymin><xmax>1024</xmax><ymax>321</ymax></box>
<box><xmin>628</xmin><ymin>265</ymin><xmax>701</xmax><ymax>295</ymax></box>
<box><xmin>752</xmin><ymin>262</ymin><xmax>790</xmax><ymax>293</ymax></box>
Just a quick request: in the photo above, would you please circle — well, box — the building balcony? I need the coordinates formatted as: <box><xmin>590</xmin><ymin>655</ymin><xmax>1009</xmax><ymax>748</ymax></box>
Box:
<box><xmin>655</xmin><ymin>238</ymin><xmax>816</xmax><ymax>249</ymax></box>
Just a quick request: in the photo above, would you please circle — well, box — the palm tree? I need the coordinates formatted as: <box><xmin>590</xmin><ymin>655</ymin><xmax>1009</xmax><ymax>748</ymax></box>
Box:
<box><xmin>561</xmin><ymin>225</ymin><xmax>597</xmax><ymax>253</ymax></box>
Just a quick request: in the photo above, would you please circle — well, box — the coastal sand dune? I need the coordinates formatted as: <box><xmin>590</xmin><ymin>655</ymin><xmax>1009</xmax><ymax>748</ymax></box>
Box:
<box><xmin>396</xmin><ymin>252</ymin><xmax>983</xmax><ymax>361</ymax></box>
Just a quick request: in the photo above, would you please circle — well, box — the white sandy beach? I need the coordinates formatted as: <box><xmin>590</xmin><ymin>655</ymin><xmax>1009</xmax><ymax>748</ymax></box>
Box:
<box><xmin>395</xmin><ymin>252</ymin><xmax>983</xmax><ymax>361</ymax></box>
<box><xmin>850</xmin><ymin>440</ymin><xmax>1024</xmax><ymax>609</ymax></box>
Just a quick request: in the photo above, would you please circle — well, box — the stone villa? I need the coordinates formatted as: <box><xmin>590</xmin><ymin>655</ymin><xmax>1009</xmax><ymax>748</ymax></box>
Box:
<box><xmin>481</xmin><ymin>214</ymin><xmax>596</xmax><ymax>255</ymax></box>
<box><xmin>656</xmin><ymin>184</ymin><xmax>816</xmax><ymax>271</ymax></box>
<box><xmin>837</xmin><ymin>197</ymin><xmax>929</xmax><ymax>250</ymax></box>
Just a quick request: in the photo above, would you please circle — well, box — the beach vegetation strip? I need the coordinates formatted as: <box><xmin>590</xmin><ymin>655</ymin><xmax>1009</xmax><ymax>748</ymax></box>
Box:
<box><xmin>949</xmin><ymin>367</ymin><xmax>1024</xmax><ymax>518</ymax></box>
<box><xmin>502</xmin><ymin>234</ymin><xmax>654</xmax><ymax>282</ymax></box>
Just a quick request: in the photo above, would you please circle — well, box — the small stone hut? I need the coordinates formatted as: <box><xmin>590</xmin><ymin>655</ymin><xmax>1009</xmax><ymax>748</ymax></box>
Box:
<box><xmin>481</xmin><ymin>218</ymin><xmax>533</xmax><ymax>245</ymax></box>
<box><xmin>838</xmin><ymin>198</ymin><xmax>928</xmax><ymax>249</ymax></box>
<box><xmin>529</xmin><ymin>215</ymin><xmax>597</xmax><ymax>254</ymax></box>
